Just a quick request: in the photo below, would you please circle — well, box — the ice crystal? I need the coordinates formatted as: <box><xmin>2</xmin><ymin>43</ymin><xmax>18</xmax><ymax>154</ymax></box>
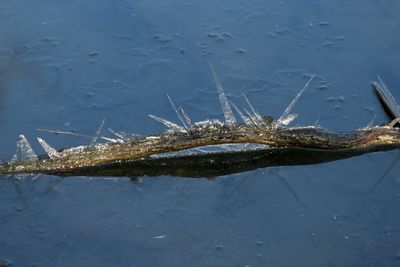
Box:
<box><xmin>37</xmin><ymin>137</ymin><xmax>59</xmax><ymax>159</ymax></box>
<box><xmin>11</xmin><ymin>135</ymin><xmax>38</xmax><ymax>163</ymax></box>
<box><xmin>167</xmin><ymin>94</ymin><xmax>190</xmax><ymax>129</ymax></box>
<box><xmin>242</xmin><ymin>93</ymin><xmax>263</xmax><ymax>124</ymax></box>
<box><xmin>209</xmin><ymin>62</ymin><xmax>237</xmax><ymax>125</ymax></box>
<box><xmin>149</xmin><ymin>114</ymin><xmax>186</xmax><ymax>132</ymax></box>
<box><xmin>275</xmin><ymin>75</ymin><xmax>314</xmax><ymax>127</ymax></box>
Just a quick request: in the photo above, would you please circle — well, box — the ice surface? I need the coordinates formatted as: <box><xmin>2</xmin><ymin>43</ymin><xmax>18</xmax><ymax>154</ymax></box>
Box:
<box><xmin>11</xmin><ymin>135</ymin><xmax>38</xmax><ymax>163</ymax></box>
<box><xmin>275</xmin><ymin>75</ymin><xmax>314</xmax><ymax>127</ymax></box>
<box><xmin>148</xmin><ymin>114</ymin><xmax>186</xmax><ymax>132</ymax></box>
<box><xmin>37</xmin><ymin>137</ymin><xmax>59</xmax><ymax>159</ymax></box>
<box><xmin>209</xmin><ymin>62</ymin><xmax>237</xmax><ymax>125</ymax></box>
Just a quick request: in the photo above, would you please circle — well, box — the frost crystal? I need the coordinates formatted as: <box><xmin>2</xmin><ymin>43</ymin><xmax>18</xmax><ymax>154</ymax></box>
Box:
<box><xmin>167</xmin><ymin>94</ymin><xmax>190</xmax><ymax>129</ymax></box>
<box><xmin>91</xmin><ymin>119</ymin><xmax>106</xmax><ymax>146</ymax></box>
<box><xmin>230</xmin><ymin>100</ymin><xmax>252</xmax><ymax>125</ymax></box>
<box><xmin>107</xmin><ymin>128</ymin><xmax>141</xmax><ymax>142</ymax></box>
<box><xmin>149</xmin><ymin>114</ymin><xmax>186</xmax><ymax>132</ymax></box>
<box><xmin>37</xmin><ymin>137</ymin><xmax>59</xmax><ymax>159</ymax></box>
<box><xmin>11</xmin><ymin>135</ymin><xmax>38</xmax><ymax>163</ymax></box>
<box><xmin>242</xmin><ymin>93</ymin><xmax>263</xmax><ymax>124</ymax></box>
<box><xmin>209</xmin><ymin>62</ymin><xmax>237</xmax><ymax>125</ymax></box>
<box><xmin>279</xmin><ymin>114</ymin><xmax>298</xmax><ymax>126</ymax></box>
<box><xmin>275</xmin><ymin>75</ymin><xmax>314</xmax><ymax>127</ymax></box>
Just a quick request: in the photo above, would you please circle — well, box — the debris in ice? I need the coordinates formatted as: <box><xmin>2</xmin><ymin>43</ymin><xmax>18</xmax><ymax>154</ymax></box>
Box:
<box><xmin>209</xmin><ymin>62</ymin><xmax>237</xmax><ymax>125</ymax></box>
<box><xmin>150</xmin><ymin>143</ymin><xmax>269</xmax><ymax>158</ymax></box>
<box><xmin>11</xmin><ymin>135</ymin><xmax>38</xmax><ymax>163</ymax></box>
<box><xmin>37</xmin><ymin>138</ymin><xmax>59</xmax><ymax>159</ymax></box>
<box><xmin>149</xmin><ymin>114</ymin><xmax>186</xmax><ymax>132</ymax></box>
<box><xmin>91</xmin><ymin>119</ymin><xmax>106</xmax><ymax>146</ymax></box>
<box><xmin>275</xmin><ymin>75</ymin><xmax>314</xmax><ymax>127</ymax></box>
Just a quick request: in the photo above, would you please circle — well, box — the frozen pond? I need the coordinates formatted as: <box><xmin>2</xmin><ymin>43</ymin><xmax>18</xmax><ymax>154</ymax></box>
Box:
<box><xmin>1</xmin><ymin>0</ymin><xmax>400</xmax><ymax>266</ymax></box>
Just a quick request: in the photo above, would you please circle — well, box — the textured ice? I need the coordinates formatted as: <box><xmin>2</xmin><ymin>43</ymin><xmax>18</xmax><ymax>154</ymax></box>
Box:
<box><xmin>149</xmin><ymin>114</ymin><xmax>186</xmax><ymax>132</ymax></box>
<box><xmin>37</xmin><ymin>138</ymin><xmax>59</xmax><ymax>159</ymax></box>
<box><xmin>209</xmin><ymin>63</ymin><xmax>237</xmax><ymax>125</ymax></box>
<box><xmin>11</xmin><ymin>135</ymin><xmax>38</xmax><ymax>163</ymax></box>
<box><xmin>275</xmin><ymin>75</ymin><xmax>314</xmax><ymax>127</ymax></box>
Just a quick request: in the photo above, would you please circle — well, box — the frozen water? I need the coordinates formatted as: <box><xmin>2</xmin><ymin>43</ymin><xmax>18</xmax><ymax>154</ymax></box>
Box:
<box><xmin>107</xmin><ymin>128</ymin><xmax>142</xmax><ymax>142</ymax></box>
<box><xmin>242</xmin><ymin>93</ymin><xmax>263</xmax><ymax>124</ymax></box>
<box><xmin>209</xmin><ymin>62</ymin><xmax>237</xmax><ymax>125</ymax></box>
<box><xmin>279</xmin><ymin>114</ymin><xmax>298</xmax><ymax>126</ymax></box>
<box><xmin>91</xmin><ymin>119</ymin><xmax>106</xmax><ymax>146</ymax></box>
<box><xmin>11</xmin><ymin>135</ymin><xmax>38</xmax><ymax>163</ymax></box>
<box><xmin>275</xmin><ymin>75</ymin><xmax>314</xmax><ymax>127</ymax></box>
<box><xmin>167</xmin><ymin>94</ymin><xmax>190</xmax><ymax>129</ymax></box>
<box><xmin>179</xmin><ymin>106</ymin><xmax>192</xmax><ymax>127</ymax></box>
<box><xmin>37</xmin><ymin>137</ymin><xmax>59</xmax><ymax>159</ymax></box>
<box><xmin>230</xmin><ymin>100</ymin><xmax>252</xmax><ymax>125</ymax></box>
<box><xmin>148</xmin><ymin>114</ymin><xmax>186</xmax><ymax>132</ymax></box>
<box><xmin>373</xmin><ymin>76</ymin><xmax>400</xmax><ymax>118</ymax></box>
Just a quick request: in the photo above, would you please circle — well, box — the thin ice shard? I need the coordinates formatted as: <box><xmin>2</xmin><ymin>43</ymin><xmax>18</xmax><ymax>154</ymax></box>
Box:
<box><xmin>167</xmin><ymin>94</ymin><xmax>189</xmax><ymax>129</ymax></box>
<box><xmin>275</xmin><ymin>75</ymin><xmax>314</xmax><ymax>127</ymax></box>
<box><xmin>209</xmin><ymin>62</ymin><xmax>237</xmax><ymax>125</ymax></box>
<box><xmin>108</xmin><ymin>128</ymin><xmax>127</xmax><ymax>141</ymax></box>
<box><xmin>148</xmin><ymin>114</ymin><xmax>185</xmax><ymax>132</ymax></box>
<box><xmin>107</xmin><ymin>128</ymin><xmax>142</xmax><ymax>141</ymax></box>
<box><xmin>100</xmin><ymin>137</ymin><xmax>120</xmax><ymax>143</ymax></box>
<box><xmin>37</xmin><ymin>128</ymin><xmax>92</xmax><ymax>138</ymax></box>
<box><xmin>372</xmin><ymin>76</ymin><xmax>400</xmax><ymax>118</ymax></box>
<box><xmin>37</xmin><ymin>137</ymin><xmax>59</xmax><ymax>159</ymax></box>
<box><xmin>91</xmin><ymin>119</ymin><xmax>106</xmax><ymax>146</ymax></box>
<box><xmin>243</xmin><ymin>108</ymin><xmax>259</xmax><ymax>126</ymax></box>
<box><xmin>11</xmin><ymin>135</ymin><xmax>38</xmax><ymax>163</ymax></box>
<box><xmin>179</xmin><ymin>106</ymin><xmax>192</xmax><ymax>127</ymax></box>
<box><xmin>242</xmin><ymin>93</ymin><xmax>263</xmax><ymax>123</ymax></box>
<box><xmin>230</xmin><ymin>100</ymin><xmax>252</xmax><ymax>125</ymax></box>
<box><xmin>279</xmin><ymin>114</ymin><xmax>298</xmax><ymax>126</ymax></box>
